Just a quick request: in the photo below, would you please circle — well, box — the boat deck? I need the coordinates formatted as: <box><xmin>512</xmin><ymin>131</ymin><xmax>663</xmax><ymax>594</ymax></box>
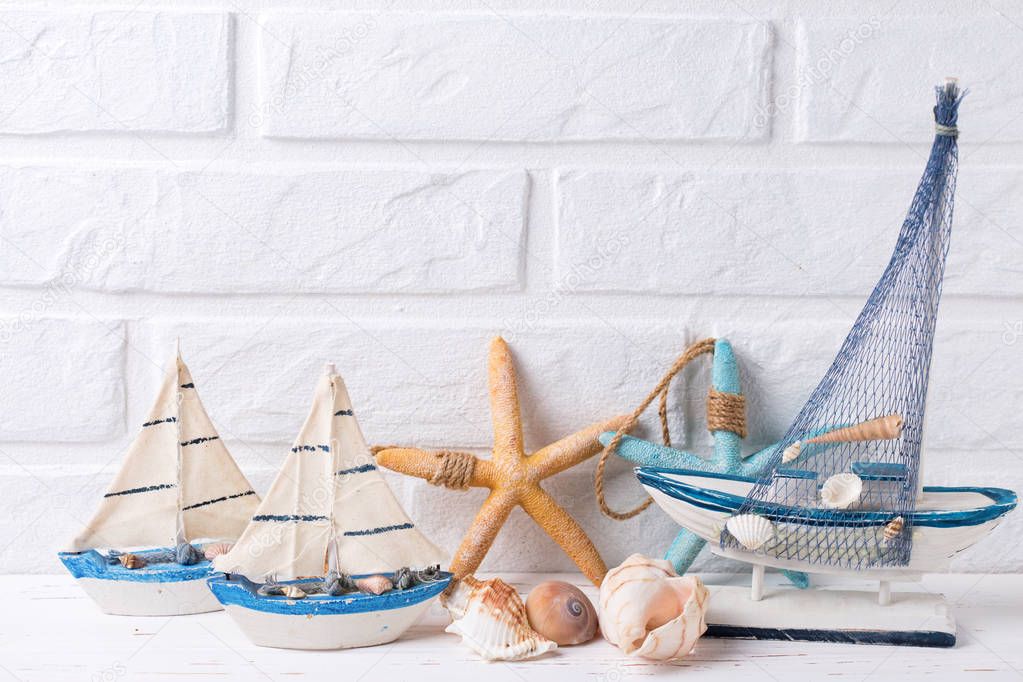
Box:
<box><xmin>4</xmin><ymin>572</ymin><xmax>1021</xmax><ymax>681</ymax></box>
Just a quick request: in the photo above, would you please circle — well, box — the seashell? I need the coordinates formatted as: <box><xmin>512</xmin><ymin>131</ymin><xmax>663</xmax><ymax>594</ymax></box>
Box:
<box><xmin>725</xmin><ymin>514</ymin><xmax>775</xmax><ymax>551</ymax></box>
<box><xmin>820</xmin><ymin>472</ymin><xmax>863</xmax><ymax>509</ymax></box>
<box><xmin>524</xmin><ymin>581</ymin><xmax>597</xmax><ymax>646</ymax></box>
<box><xmin>883</xmin><ymin>516</ymin><xmax>905</xmax><ymax>542</ymax></box>
<box><xmin>598</xmin><ymin>554</ymin><xmax>709</xmax><ymax>661</ymax></box>
<box><xmin>203</xmin><ymin>542</ymin><xmax>233</xmax><ymax>560</ymax></box>
<box><xmin>354</xmin><ymin>574</ymin><xmax>393</xmax><ymax>595</ymax></box>
<box><xmin>808</xmin><ymin>414</ymin><xmax>904</xmax><ymax>446</ymax></box>
<box><xmin>118</xmin><ymin>553</ymin><xmax>143</xmax><ymax>570</ymax></box>
<box><xmin>281</xmin><ymin>585</ymin><xmax>306</xmax><ymax>599</ymax></box>
<box><xmin>442</xmin><ymin>575</ymin><xmax>557</xmax><ymax>661</ymax></box>
<box><xmin>781</xmin><ymin>441</ymin><xmax>802</xmax><ymax>463</ymax></box>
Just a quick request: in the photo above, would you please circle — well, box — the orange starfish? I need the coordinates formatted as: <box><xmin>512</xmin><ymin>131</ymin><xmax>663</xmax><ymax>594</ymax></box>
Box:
<box><xmin>376</xmin><ymin>337</ymin><xmax>627</xmax><ymax>586</ymax></box>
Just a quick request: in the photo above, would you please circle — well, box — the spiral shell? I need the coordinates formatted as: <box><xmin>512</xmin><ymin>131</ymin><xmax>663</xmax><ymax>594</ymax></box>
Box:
<box><xmin>118</xmin><ymin>553</ymin><xmax>143</xmax><ymax>570</ymax></box>
<box><xmin>524</xmin><ymin>581</ymin><xmax>597</xmax><ymax>646</ymax></box>
<box><xmin>820</xmin><ymin>472</ymin><xmax>863</xmax><ymax>510</ymax></box>
<box><xmin>598</xmin><ymin>554</ymin><xmax>709</xmax><ymax>661</ymax></box>
<box><xmin>883</xmin><ymin>516</ymin><xmax>904</xmax><ymax>542</ymax></box>
<box><xmin>203</xmin><ymin>542</ymin><xmax>233</xmax><ymax>560</ymax></box>
<box><xmin>281</xmin><ymin>585</ymin><xmax>306</xmax><ymax>599</ymax></box>
<box><xmin>354</xmin><ymin>574</ymin><xmax>393</xmax><ymax>595</ymax></box>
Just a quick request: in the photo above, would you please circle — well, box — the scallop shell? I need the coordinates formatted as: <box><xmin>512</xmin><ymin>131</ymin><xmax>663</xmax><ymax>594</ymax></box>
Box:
<box><xmin>203</xmin><ymin>542</ymin><xmax>233</xmax><ymax>560</ymax></box>
<box><xmin>443</xmin><ymin>576</ymin><xmax>557</xmax><ymax>661</ymax></box>
<box><xmin>598</xmin><ymin>554</ymin><xmax>709</xmax><ymax>661</ymax></box>
<box><xmin>725</xmin><ymin>514</ymin><xmax>775</xmax><ymax>551</ymax></box>
<box><xmin>883</xmin><ymin>515</ymin><xmax>904</xmax><ymax>542</ymax></box>
<box><xmin>820</xmin><ymin>472</ymin><xmax>863</xmax><ymax>509</ymax></box>
<box><xmin>281</xmin><ymin>585</ymin><xmax>306</xmax><ymax>599</ymax></box>
<box><xmin>524</xmin><ymin>581</ymin><xmax>597</xmax><ymax>646</ymax></box>
<box><xmin>354</xmin><ymin>575</ymin><xmax>393</xmax><ymax>595</ymax></box>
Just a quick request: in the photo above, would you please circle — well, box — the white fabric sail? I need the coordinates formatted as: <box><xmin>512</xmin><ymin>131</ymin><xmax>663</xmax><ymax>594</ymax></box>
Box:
<box><xmin>214</xmin><ymin>366</ymin><xmax>447</xmax><ymax>581</ymax></box>
<box><xmin>67</xmin><ymin>352</ymin><xmax>259</xmax><ymax>552</ymax></box>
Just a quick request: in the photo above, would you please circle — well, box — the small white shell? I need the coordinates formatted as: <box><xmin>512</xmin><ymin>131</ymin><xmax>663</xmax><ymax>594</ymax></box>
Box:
<box><xmin>781</xmin><ymin>441</ymin><xmax>801</xmax><ymax>463</ymax></box>
<box><xmin>820</xmin><ymin>472</ymin><xmax>863</xmax><ymax>509</ymax></box>
<box><xmin>725</xmin><ymin>514</ymin><xmax>775</xmax><ymax>551</ymax></box>
<box><xmin>598</xmin><ymin>554</ymin><xmax>709</xmax><ymax>661</ymax></box>
<box><xmin>443</xmin><ymin>576</ymin><xmax>556</xmax><ymax>662</ymax></box>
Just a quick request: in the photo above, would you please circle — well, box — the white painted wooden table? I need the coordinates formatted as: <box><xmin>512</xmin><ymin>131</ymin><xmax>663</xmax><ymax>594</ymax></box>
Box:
<box><xmin>2</xmin><ymin>573</ymin><xmax>1021</xmax><ymax>681</ymax></box>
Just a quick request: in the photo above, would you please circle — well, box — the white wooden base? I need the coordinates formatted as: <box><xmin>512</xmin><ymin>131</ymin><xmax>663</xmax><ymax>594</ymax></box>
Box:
<box><xmin>222</xmin><ymin>600</ymin><xmax>435</xmax><ymax>650</ymax></box>
<box><xmin>75</xmin><ymin>577</ymin><xmax>222</xmax><ymax>616</ymax></box>
<box><xmin>705</xmin><ymin>583</ymin><xmax>956</xmax><ymax>647</ymax></box>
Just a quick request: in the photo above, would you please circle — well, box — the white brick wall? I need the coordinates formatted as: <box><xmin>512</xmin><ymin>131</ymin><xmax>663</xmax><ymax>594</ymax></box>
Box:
<box><xmin>0</xmin><ymin>0</ymin><xmax>1020</xmax><ymax>575</ymax></box>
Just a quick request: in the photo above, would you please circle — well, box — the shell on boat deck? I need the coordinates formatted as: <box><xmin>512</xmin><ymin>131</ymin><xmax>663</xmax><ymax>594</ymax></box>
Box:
<box><xmin>118</xmin><ymin>553</ymin><xmax>143</xmax><ymax>569</ymax></box>
<box><xmin>355</xmin><ymin>575</ymin><xmax>394</xmax><ymax>595</ymax></box>
<box><xmin>598</xmin><ymin>554</ymin><xmax>709</xmax><ymax>661</ymax></box>
<box><xmin>203</xmin><ymin>542</ymin><xmax>233</xmax><ymax>560</ymax></box>
<box><xmin>725</xmin><ymin>514</ymin><xmax>775</xmax><ymax>551</ymax></box>
<box><xmin>281</xmin><ymin>585</ymin><xmax>307</xmax><ymax>599</ymax></box>
<box><xmin>820</xmin><ymin>472</ymin><xmax>864</xmax><ymax>510</ymax></box>
<box><xmin>442</xmin><ymin>576</ymin><xmax>557</xmax><ymax>661</ymax></box>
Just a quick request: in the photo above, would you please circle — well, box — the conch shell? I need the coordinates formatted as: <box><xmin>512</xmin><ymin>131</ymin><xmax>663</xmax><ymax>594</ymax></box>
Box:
<box><xmin>443</xmin><ymin>576</ymin><xmax>557</xmax><ymax>661</ymax></box>
<box><xmin>281</xmin><ymin>585</ymin><xmax>306</xmax><ymax>599</ymax></box>
<box><xmin>783</xmin><ymin>414</ymin><xmax>904</xmax><ymax>463</ymax></box>
<box><xmin>598</xmin><ymin>554</ymin><xmax>708</xmax><ymax>661</ymax></box>
<box><xmin>118</xmin><ymin>553</ymin><xmax>143</xmax><ymax>570</ymax></box>
<box><xmin>820</xmin><ymin>472</ymin><xmax>863</xmax><ymax>509</ymax></box>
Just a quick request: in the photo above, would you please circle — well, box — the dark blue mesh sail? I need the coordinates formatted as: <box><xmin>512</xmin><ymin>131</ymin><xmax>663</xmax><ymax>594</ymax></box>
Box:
<box><xmin>720</xmin><ymin>82</ymin><xmax>963</xmax><ymax>570</ymax></box>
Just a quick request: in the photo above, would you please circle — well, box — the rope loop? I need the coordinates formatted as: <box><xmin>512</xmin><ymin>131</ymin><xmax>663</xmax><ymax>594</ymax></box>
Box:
<box><xmin>594</xmin><ymin>338</ymin><xmax>717</xmax><ymax>520</ymax></box>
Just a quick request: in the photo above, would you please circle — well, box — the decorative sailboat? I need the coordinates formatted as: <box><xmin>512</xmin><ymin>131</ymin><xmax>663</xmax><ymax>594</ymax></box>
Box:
<box><xmin>207</xmin><ymin>364</ymin><xmax>451</xmax><ymax>650</ymax></box>
<box><xmin>626</xmin><ymin>81</ymin><xmax>1017</xmax><ymax>646</ymax></box>
<box><xmin>58</xmin><ymin>349</ymin><xmax>261</xmax><ymax>616</ymax></box>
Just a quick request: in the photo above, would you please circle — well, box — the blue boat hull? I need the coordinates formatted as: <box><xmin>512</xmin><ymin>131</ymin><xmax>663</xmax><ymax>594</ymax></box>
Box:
<box><xmin>207</xmin><ymin>572</ymin><xmax>452</xmax><ymax>649</ymax></box>
<box><xmin>58</xmin><ymin>549</ymin><xmax>221</xmax><ymax>615</ymax></box>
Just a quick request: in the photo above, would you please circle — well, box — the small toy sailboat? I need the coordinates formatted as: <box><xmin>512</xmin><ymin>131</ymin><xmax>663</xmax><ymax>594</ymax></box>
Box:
<box><xmin>629</xmin><ymin>81</ymin><xmax>1017</xmax><ymax>646</ymax></box>
<box><xmin>58</xmin><ymin>349</ymin><xmax>261</xmax><ymax>616</ymax></box>
<box><xmin>207</xmin><ymin>364</ymin><xmax>451</xmax><ymax>650</ymax></box>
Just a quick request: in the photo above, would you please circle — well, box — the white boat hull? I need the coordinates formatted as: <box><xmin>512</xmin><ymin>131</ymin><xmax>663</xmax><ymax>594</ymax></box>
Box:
<box><xmin>73</xmin><ymin>575</ymin><xmax>221</xmax><ymax>616</ymax></box>
<box><xmin>222</xmin><ymin>599</ymin><xmax>434</xmax><ymax>650</ymax></box>
<box><xmin>639</xmin><ymin>468</ymin><xmax>1017</xmax><ymax>579</ymax></box>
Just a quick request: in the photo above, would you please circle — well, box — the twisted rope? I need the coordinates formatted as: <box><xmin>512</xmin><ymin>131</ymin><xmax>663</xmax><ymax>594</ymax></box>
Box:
<box><xmin>594</xmin><ymin>338</ymin><xmax>752</xmax><ymax>520</ymax></box>
<box><xmin>428</xmin><ymin>450</ymin><xmax>477</xmax><ymax>490</ymax></box>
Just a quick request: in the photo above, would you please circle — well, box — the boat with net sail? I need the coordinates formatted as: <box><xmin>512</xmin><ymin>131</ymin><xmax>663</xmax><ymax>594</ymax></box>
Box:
<box><xmin>207</xmin><ymin>363</ymin><xmax>450</xmax><ymax>650</ymax></box>
<box><xmin>58</xmin><ymin>349</ymin><xmax>261</xmax><ymax>616</ymax></box>
<box><xmin>628</xmin><ymin>81</ymin><xmax>1016</xmax><ymax>643</ymax></box>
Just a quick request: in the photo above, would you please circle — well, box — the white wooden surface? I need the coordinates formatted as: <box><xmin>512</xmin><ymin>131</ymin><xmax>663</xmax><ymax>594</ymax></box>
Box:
<box><xmin>2</xmin><ymin>572</ymin><xmax>1021</xmax><ymax>681</ymax></box>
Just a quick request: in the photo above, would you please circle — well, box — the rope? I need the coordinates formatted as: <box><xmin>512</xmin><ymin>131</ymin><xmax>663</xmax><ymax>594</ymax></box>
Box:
<box><xmin>428</xmin><ymin>450</ymin><xmax>476</xmax><ymax>490</ymax></box>
<box><xmin>595</xmin><ymin>338</ymin><xmax>718</xmax><ymax>520</ymax></box>
<box><xmin>371</xmin><ymin>445</ymin><xmax>477</xmax><ymax>489</ymax></box>
<box><xmin>707</xmin><ymin>389</ymin><xmax>747</xmax><ymax>438</ymax></box>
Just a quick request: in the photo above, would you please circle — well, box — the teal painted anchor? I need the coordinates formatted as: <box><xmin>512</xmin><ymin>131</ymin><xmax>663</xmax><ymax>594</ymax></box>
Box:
<box><xmin>596</xmin><ymin>338</ymin><xmax>809</xmax><ymax>589</ymax></box>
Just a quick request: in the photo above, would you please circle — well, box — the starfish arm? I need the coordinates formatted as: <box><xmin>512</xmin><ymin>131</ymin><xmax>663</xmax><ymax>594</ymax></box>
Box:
<box><xmin>449</xmin><ymin>487</ymin><xmax>518</xmax><ymax>580</ymax></box>
<box><xmin>519</xmin><ymin>485</ymin><xmax>607</xmax><ymax>585</ymax></box>
<box><xmin>487</xmin><ymin>337</ymin><xmax>526</xmax><ymax>466</ymax></box>
<box><xmin>374</xmin><ymin>447</ymin><xmax>493</xmax><ymax>488</ymax></box>
<box><xmin>597</xmin><ymin>432</ymin><xmax>713</xmax><ymax>471</ymax></box>
<box><xmin>664</xmin><ymin>530</ymin><xmax>707</xmax><ymax>574</ymax></box>
<box><xmin>529</xmin><ymin>415</ymin><xmax>629</xmax><ymax>479</ymax></box>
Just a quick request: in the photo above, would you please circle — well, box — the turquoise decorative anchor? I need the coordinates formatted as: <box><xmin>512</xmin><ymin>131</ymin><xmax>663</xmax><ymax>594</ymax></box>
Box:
<box><xmin>595</xmin><ymin>338</ymin><xmax>808</xmax><ymax>588</ymax></box>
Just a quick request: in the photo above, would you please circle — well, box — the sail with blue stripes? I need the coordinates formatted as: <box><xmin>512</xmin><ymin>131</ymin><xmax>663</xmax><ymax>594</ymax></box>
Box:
<box><xmin>720</xmin><ymin>81</ymin><xmax>963</xmax><ymax>570</ymax></box>
<box><xmin>67</xmin><ymin>351</ymin><xmax>260</xmax><ymax>552</ymax></box>
<box><xmin>213</xmin><ymin>365</ymin><xmax>446</xmax><ymax>580</ymax></box>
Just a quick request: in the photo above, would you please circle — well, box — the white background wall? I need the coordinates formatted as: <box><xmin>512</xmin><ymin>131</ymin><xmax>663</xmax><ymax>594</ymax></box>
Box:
<box><xmin>0</xmin><ymin>0</ymin><xmax>1020</xmax><ymax>575</ymax></box>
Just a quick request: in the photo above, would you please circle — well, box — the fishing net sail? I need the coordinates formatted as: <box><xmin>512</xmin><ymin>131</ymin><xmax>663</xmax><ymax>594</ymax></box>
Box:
<box><xmin>720</xmin><ymin>81</ymin><xmax>963</xmax><ymax>570</ymax></box>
